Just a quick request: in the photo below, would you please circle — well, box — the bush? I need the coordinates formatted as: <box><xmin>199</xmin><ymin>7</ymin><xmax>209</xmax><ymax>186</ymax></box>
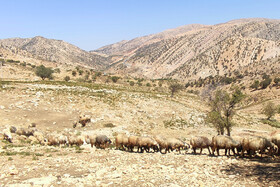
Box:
<box><xmin>64</xmin><ymin>76</ymin><xmax>70</xmax><ymax>82</ymax></box>
<box><xmin>78</xmin><ymin>70</ymin><xmax>84</xmax><ymax>76</ymax></box>
<box><xmin>129</xmin><ymin>81</ymin><xmax>135</xmax><ymax>86</ymax></box>
<box><xmin>146</xmin><ymin>83</ymin><xmax>151</xmax><ymax>87</ymax></box>
<box><xmin>54</xmin><ymin>68</ymin><xmax>61</xmax><ymax>73</ymax></box>
<box><xmin>20</xmin><ymin>62</ymin><xmax>26</xmax><ymax>67</ymax></box>
<box><xmin>35</xmin><ymin>65</ymin><xmax>54</xmax><ymax>80</ymax></box>
<box><xmin>72</xmin><ymin>70</ymin><xmax>77</xmax><ymax>76</ymax></box>
<box><xmin>262</xmin><ymin>101</ymin><xmax>277</xmax><ymax>120</ymax></box>
<box><xmin>95</xmin><ymin>72</ymin><xmax>102</xmax><ymax>77</ymax></box>
<box><xmin>168</xmin><ymin>83</ymin><xmax>183</xmax><ymax>97</ymax></box>
<box><xmin>111</xmin><ymin>76</ymin><xmax>120</xmax><ymax>83</ymax></box>
<box><xmin>260</xmin><ymin>78</ymin><xmax>272</xmax><ymax>89</ymax></box>
<box><xmin>250</xmin><ymin>80</ymin><xmax>259</xmax><ymax>90</ymax></box>
<box><xmin>274</xmin><ymin>77</ymin><xmax>280</xmax><ymax>86</ymax></box>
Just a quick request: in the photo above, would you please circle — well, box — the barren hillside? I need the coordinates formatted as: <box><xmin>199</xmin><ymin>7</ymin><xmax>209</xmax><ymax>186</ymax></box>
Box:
<box><xmin>0</xmin><ymin>36</ymin><xmax>111</xmax><ymax>70</ymax></box>
<box><xmin>104</xmin><ymin>18</ymin><xmax>280</xmax><ymax>81</ymax></box>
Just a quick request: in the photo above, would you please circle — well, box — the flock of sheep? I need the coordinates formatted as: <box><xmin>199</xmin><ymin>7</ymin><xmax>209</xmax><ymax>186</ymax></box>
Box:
<box><xmin>2</xmin><ymin>124</ymin><xmax>280</xmax><ymax>158</ymax></box>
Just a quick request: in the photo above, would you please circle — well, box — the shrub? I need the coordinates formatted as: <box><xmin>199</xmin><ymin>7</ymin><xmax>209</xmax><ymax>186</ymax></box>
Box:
<box><xmin>35</xmin><ymin>65</ymin><xmax>54</xmax><ymax>80</ymax></box>
<box><xmin>274</xmin><ymin>77</ymin><xmax>280</xmax><ymax>86</ymax></box>
<box><xmin>103</xmin><ymin>123</ymin><xmax>115</xmax><ymax>128</ymax></box>
<box><xmin>54</xmin><ymin>68</ymin><xmax>61</xmax><ymax>73</ymax></box>
<box><xmin>146</xmin><ymin>83</ymin><xmax>151</xmax><ymax>87</ymax></box>
<box><xmin>95</xmin><ymin>72</ymin><xmax>102</xmax><ymax>77</ymax></box>
<box><xmin>168</xmin><ymin>83</ymin><xmax>183</xmax><ymax>97</ymax></box>
<box><xmin>72</xmin><ymin>70</ymin><xmax>77</xmax><ymax>76</ymax></box>
<box><xmin>260</xmin><ymin>78</ymin><xmax>272</xmax><ymax>89</ymax></box>
<box><xmin>111</xmin><ymin>76</ymin><xmax>120</xmax><ymax>83</ymax></box>
<box><xmin>20</xmin><ymin>62</ymin><xmax>26</xmax><ymax>67</ymax></box>
<box><xmin>64</xmin><ymin>76</ymin><xmax>70</xmax><ymax>82</ymax></box>
<box><xmin>262</xmin><ymin>101</ymin><xmax>277</xmax><ymax>120</ymax></box>
<box><xmin>129</xmin><ymin>81</ymin><xmax>135</xmax><ymax>86</ymax></box>
<box><xmin>206</xmin><ymin>88</ymin><xmax>244</xmax><ymax>136</ymax></box>
<box><xmin>78</xmin><ymin>70</ymin><xmax>84</xmax><ymax>76</ymax></box>
<box><xmin>250</xmin><ymin>80</ymin><xmax>259</xmax><ymax>90</ymax></box>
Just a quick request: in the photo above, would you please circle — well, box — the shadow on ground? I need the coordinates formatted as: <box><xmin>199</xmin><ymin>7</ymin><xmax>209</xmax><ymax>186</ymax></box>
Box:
<box><xmin>221</xmin><ymin>157</ymin><xmax>280</xmax><ymax>184</ymax></box>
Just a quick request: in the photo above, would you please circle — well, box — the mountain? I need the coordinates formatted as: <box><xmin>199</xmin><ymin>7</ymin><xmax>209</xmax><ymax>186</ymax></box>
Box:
<box><xmin>93</xmin><ymin>24</ymin><xmax>206</xmax><ymax>56</ymax></box>
<box><xmin>1</xmin><ymin>18</ymin><xmax>280</xmax><ymax>81</ymax></box>
<box><xmin>0</xmin><ymin>36</ymin><xmax>110</xmax><ymax>69</ymax></box>
<box><xmin>100</xmin><ymin>18</ymin><xmax>280</xmax><ymax>81</ymax></box>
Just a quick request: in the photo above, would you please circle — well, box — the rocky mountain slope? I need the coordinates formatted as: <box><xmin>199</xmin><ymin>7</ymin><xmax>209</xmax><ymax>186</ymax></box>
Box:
<box><xmin>101</xmin><ymin>18</ymin><xmax>280</xmax><ymax>81</ymax></box>
<box><xmin>1</xmin><ymin>18</ymin><xmax>280</xmax><ymax>81</ymax></box>
<box><xmin>0</xmin><ymin>36</ymin><xmax>111</xmax><ymax>70</ymax></box>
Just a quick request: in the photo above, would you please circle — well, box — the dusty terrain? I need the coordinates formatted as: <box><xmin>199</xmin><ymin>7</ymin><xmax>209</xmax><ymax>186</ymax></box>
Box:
<box><xmin>0</xmin><ymin>81</ymin><xmax>280</xmax><ymax>186</ymax></box>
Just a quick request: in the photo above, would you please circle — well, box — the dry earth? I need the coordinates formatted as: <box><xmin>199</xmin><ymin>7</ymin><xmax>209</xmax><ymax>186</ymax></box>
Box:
<box><xmin>0</xmin><ymin>82</ymin><xmax>279</xmax><ymax>186</ymax></box>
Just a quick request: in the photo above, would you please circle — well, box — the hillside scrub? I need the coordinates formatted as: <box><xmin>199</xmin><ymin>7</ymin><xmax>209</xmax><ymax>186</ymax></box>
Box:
<box><xmin>262</xmin><ymin>101</ymin><xmax>278</xmax><ymax>120</ymax></box>
<box><xmin>206</xmin><ymin>87</ymin><xmax>245</xmax><ymax>136</ymax></box>
<box><xmin>35</xmin><ymin>65</ymin><xmax>54</xmax><ymax>80</ymax></box>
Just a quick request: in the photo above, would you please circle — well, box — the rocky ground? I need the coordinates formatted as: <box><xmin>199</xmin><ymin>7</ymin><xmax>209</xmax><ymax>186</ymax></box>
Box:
<box><xmin>0</xmin><ymin>81</ymin><xmax>280</xmax><ymax>186</ymax></box>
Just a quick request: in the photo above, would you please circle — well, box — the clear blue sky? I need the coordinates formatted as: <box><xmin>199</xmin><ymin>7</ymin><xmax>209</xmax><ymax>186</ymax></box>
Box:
<box><xmin>0</xmin><ymin>0</ymin><xmax>279</xmax><ymax>51</ymax></box>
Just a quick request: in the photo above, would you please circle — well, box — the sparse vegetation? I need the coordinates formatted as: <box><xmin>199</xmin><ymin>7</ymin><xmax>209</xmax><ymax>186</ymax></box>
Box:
<box><xmin>262</xmin><ymin>101</ymin><xmax>278</xmax><ymax>120</ymax></box>
<box><xmin>168</xmin><ymin>83</ymin><xmax>183</xmax><ymax>97</ymax></box>
<box><xmin>206</xmin><ymin>87</ymin><xmax>244</xmax><ymax>136</ymax></box>
<box><xmin>35</xmin><ymin>65</ymin><xmax>54</xmax><ymax>80</ymax></box>
<box><xmin>64</xmin><ymin>76</ymin><xmax>70</xmax><ymax>82</ymax></box>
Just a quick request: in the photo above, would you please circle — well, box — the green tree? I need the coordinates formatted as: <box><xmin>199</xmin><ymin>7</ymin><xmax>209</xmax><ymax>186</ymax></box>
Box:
<box><xmin>64</xmin><ymin>76</ymin><xmax>70</xmax><ymax>82</ymax></box>
<box><xmin>111</xmin><ymin>76</ymin><xmax>120</xmax><ymax>83</ymax></box>
<box><xmin>35</xmin><ymin>65</ymin><xmax>54</xmax><ymax>80</ymax></box>
<box><xmin>129</xmin><ymin>81</ymin><xmax>135</xmax><ymax>86</ymax></box>
<box><xmin>206</xmin><ymin>88</ymin><xmax>244</xmax><ymax>136</ymax></box>
<box><xmin>168</xmin><ymin>83</ymin><xmax>183</xmax><ymax>97</ymax></box>
<box><xmin>72</xmin><ymin>70</ymin><xmax>77</xmax><ymax>76</ymax></box>
<box><xmin>262</xmin><ymin>101</ymin><xmax>277</xmax><ymax>120</ymax></box>
<box><xmin>260</xmin><ymin>78</ymin><xmax>272</xmax><ymax>89</ymax></box>
<box><xmin>250</xmin><ymin>80</ymin><xmax>259</xmax><ymax>90</ymax></box>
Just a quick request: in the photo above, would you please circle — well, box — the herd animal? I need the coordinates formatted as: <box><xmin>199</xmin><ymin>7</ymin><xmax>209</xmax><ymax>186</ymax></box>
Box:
<box><xmin>1</xmin><ymin>125</ymin><xmax>280</xmax><ymax>158</ymax></box>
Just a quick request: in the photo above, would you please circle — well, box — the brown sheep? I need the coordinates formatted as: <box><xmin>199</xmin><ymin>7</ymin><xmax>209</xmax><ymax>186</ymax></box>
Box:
<box><xmin>271</xmin><ymin>134</ymin><xmax>280</xmax><ymax>155</ymax></box>
<box><xmin>79</xmin><ymin>115</ymin><xmax>91</xmax><ymax>127</ymax></box>
<box><xmin>190</xmin><ymin>136</ymin><xmax>212</xmax><ymax>155</ymax></box>
<box><xmin>3</xmin><ymin>129</ymin><xmax>13</xmax><ymax>143</ymax></box>
<box><xmin>137</xmin><ymin>136</ymin><xmax>159</xmax><ymax>153</ymax></box>
<box><xmin>95</xmin><ymin>135</ymin><xmax>112</xmax><ymax>149</ymax></box>
<box><xmin>9</xmin><ymin>126</ymin><xmax>17</xmax><ymax>133</ymax></box>
<box><xmin>212</xmin><ymin>135</ymin><xmax>240</xmax><ymax>156</ymax></box>
<box><xmin>128</xmin><ymin>136</ymin><xmax>140</xmax><ymax>152</ymax></box>
<box><xmin>16</xmin><ymin>128</ymin><xmax>35</xmax><ymax>137</ymax></box>
<box><xmin>58</xmin><ymin>135</ymin><xmax>68</xmax><ymax>146</ymax></box>
<box><xmin>33</xmin><ymin>131</ymin><xmax>47</xmax><ymax>145</ymax></box>
<box><xmin>166</xmin><ymin>138</ymin><xmax>189</xmax><ymax>154</ymax></box>
<box><xmin>115</xmin><ymin>134</ymin><xmax>129</xmax><ymax>150</ymax></box>
<box><xmin>154</xmin><ymin>135</ymin><xmax>168</xmax><ymax>154</ymax></box>
<box><xmin>242</xmin><ymin>136</ymin><xmax>277</xmax><ymax>157</ymax></box>
<box><xmin>67</xmin><ymin>135</ymin><xmax>77</xmax><ymax>147</ymax></box>
<box><xmin>47</xmin><ymin>135</ymin><xmax>59</xmax><ymax>146</ymax></box>
<box><xmin>86</xmin><ymin>134</ymin><xmax>97</xmax><ymax>148</ymax></box>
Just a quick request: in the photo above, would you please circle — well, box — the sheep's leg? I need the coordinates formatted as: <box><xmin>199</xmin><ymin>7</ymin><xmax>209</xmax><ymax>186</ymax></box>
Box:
<box><xmin>193</xmin><ymin>148</ymin><xmax>196</xmax><ymax>154</ymax></box>
<box><xmin>225</xmin><ymin>149</ymin><xmax>228</xmax><ymax>156</ymax></box>
<box><xmin>207</xmin><ymin>147</ymin><xmax>211</xmax><ymax>155</ymax></box>
<box><xmin>200</xmin><ymin>148</ymin><xmax>203</xmax><ymax>154</ymax></box>
<box><xmin>217</xmin><ymin>148</ymin><xmax>220</xmax><ymax>156</ymax></box>
<box><xmin>232</xmin><ymin>148</ymin><xmax>236</xmax><ymax>156</ymax></box>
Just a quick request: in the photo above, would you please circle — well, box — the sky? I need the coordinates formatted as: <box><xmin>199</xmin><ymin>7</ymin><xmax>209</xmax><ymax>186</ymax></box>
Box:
<box><xmin>0</xmin><ymin>0</ymin><xmax>279</xmax><ymax>51</ymax></box>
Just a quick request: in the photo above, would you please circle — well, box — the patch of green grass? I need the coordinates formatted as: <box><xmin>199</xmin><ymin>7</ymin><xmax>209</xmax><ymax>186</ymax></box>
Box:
<box><xmin>103</xmin><ymin>123</ymin><xmax>115</xmax><ymax>128</ymax></box>
<box><xmin>163</xmin><ymin>117</ymin><xmax>193</xmax><ymax>129</ymax></box>
<box><xmin>261</xmin><ymin>119</ymin><xmax>280</xmax><ymax>128</ymax></box>
<box><xmin>8</xmin><ymin>157</ymin><xmax>13</xmax><ymax>161</ymax></box>
<box><xmin>34</xmin><ymin>153</ymin><xmax>44</xmax><ymax>156</ymax></box>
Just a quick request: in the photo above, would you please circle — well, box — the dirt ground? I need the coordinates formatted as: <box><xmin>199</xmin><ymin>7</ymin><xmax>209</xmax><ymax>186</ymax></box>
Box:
<box><xmin>0</xmin><ymin>81</ymin><xmax>280</xmax><ymax>186</ymax></box>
